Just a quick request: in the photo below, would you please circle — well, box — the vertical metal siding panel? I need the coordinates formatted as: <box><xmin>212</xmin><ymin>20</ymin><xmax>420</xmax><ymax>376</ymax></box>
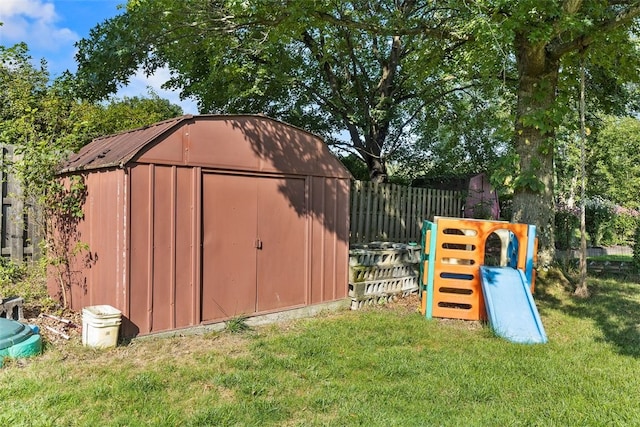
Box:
<box><xmin>72</xmin><ymin>173</ymin><xmax>92</xmax><ymax>310</ymax></box>
<box><xmin>170</xmin><ymin>166</ymin><xmax>177</xmax><ymax>329</ymax></box>
<box><xmin>90</xmin><ymin>172</ymin><xmax>102</xmax><ymax>305</ymax></box>
<box><xmin>121</xmin><ymin>168</ymin><xmax>129</xmax><ymax>320</ymax></box>
<box><xmin>309</xmin><ymin>176</ymin><xmax>350</xmax><ymax>303</ymax></box>
<box><xmin>92</xmin><ymin>171</ymin><xmax>104</xmax><ymax>306</ymax></box>
<box><xmin>304</xmin><ymin>176</ymin><xmax>312</xmax><ymax>305</ymax></box>
<box><xmin>322</xmin><ymin>178</ymin><xmax>337</xmax><ymax>300</ymax></box>
<box><xmin>95</xmin><ymin>171</ymin><xmax>119</xmax><ymax>307</ymax></box>
<box><xmin>193</xmin><ymin>167</ymin><xmax>201</xmax><ymax>325</ymax></box>
<box><xmin>152</xmin><ymin>165</ymin><xmax>174</xmax><ymax>332</ymax></box>
<box><xmin>86</xmin><ymin>172</ymin><xmax>97</xmax><ymax>307</ymax></box>
<box><xmin>334</xmin><ymin>178</ymin><xmax>350</xmax><ymax>299</ymax></box>
<box><xmin>67</xmin><ymin>170</ymin><xmax>128</xmax><ymax>314</ymax></box>
<box><xmin>309</xmin><ymin>176</ymin><xmax>325</xmax><ymax>304</ymax></box>
<box><xmin>145</xmin><ymin>166</ymin><xmax>155</xmax><ymax>332</ymax></box>
<box><xmin>174</xmin><ymin>166</ymin><xmax>194</xmax><ymax>328</ymax></box>
<box><xmin>128</xmin><ymin>165</ymin><xmax>152</xmax><ymax>335</ymax></box>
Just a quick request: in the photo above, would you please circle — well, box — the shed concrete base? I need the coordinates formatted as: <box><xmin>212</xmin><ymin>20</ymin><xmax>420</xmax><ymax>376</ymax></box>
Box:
<box><xmin>135</xmin><ymin>299</ymin><xmax>351</xmax><ymax>340</ymax></box>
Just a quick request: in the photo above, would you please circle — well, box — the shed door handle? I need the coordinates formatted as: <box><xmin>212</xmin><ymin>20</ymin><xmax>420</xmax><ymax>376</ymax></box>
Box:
<box><xmin>255</xmin><ymin>239</ymin><xmax>263</xmax><ymax>250</ymax></box>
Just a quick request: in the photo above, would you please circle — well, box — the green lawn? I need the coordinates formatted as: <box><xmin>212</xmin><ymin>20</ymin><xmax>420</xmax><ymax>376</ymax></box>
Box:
<box><xmin>2</xmin><ymin>272</ymin><xmax>640</xmax><ymax>426</ymax></box>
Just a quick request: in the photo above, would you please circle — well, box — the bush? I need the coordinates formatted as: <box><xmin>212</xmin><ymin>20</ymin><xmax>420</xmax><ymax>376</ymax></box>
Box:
<box><xmin>585</xmin><ymin>196</ymin><xmax>615</xmax><ymax>246</ymax></box>
<box><xmin>555</xmin><ymin>202</ymin><xmax>580</xmax><ymax>250</ymax></box>
<box><xmin>0</xmin><ymin>259</ymin><xmax>55</xmax><ymax>311</ymax></box>
<box><xmin>0</xmin><ymin>257</ymin><xmax>28</xmax><ymax>286</ymax></box>
<box><xmin>554</xmin><ymin>198</ymin><xmax>638</xmax><ymax>249</ymax></box>
<box><xmin>634</xmin><ymin>225</ymin><xmax>640</xmax><ymax>271</ymax></box>
<box><xmin>609</xmin><ymin>207</ymin><xmax>640</xmax><ymax>246</ymax></box>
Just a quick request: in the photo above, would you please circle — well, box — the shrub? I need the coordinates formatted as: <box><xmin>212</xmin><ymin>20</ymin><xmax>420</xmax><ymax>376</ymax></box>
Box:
<box><xmin>585</xmin><ymin>196</ymin><xmax>615</xmax><ymax>246</ymax></box>
<box><xmin>609</xmin><ymin>207</ymin><xmax>640</xmax><ymax>246</ymax></box>
<box><xmin>0</xmin><ymin>259</ymin><xmax>55</xmax><ymax>311</ymax></box>
<box><xmin>555</xmin><ymin>202</ymin><xmax>581</xmax><ymax>250</ymax></box>
<box><xmin>634</xmin><ymin>225</ymin><xmax>640</xmax><ymax>271</ymax></box>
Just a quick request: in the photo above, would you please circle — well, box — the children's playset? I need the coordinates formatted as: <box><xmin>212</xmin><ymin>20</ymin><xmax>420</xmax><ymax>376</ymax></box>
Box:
<box><xmin>420</xmin><ymin>217</ymin><xmax>547</xmax><ymax>344</ymax></box>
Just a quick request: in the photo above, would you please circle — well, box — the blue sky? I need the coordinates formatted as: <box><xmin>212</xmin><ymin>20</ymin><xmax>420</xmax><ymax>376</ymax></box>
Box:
<box><xmin>0</xmin><ymin>0</ymin><xmax>198</xmax><ymax>114</ymax></box>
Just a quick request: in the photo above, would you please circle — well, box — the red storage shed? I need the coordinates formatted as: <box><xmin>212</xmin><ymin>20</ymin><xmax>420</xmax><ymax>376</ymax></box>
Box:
<box><xmin>49</xmin><ymin>115</ymin><xmax>352</xmax><ymax>337</ymax></box>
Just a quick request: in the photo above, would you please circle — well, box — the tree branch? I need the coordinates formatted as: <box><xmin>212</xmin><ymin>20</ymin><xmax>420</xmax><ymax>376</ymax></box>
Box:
<box><xmin>549</xmin><ymin>3</ymin><xmax>640</xmax><ymax>60</ymax></box>
<box><xmin>385</xmin><ymin>82</ymin><xmax>477</xmax><ymax>156</ymax></box>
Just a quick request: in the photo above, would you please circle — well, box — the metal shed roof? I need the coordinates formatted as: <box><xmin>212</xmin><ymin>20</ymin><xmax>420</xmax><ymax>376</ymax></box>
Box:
<box><xmin>60</xmin><ymin>115</ymin><xmax>189</xmax><ymax>173</ymax></box>
<box><xmin>59</xmin><ymin>114</ymin><xmax>351</xmax><ymax>178</ymax></box>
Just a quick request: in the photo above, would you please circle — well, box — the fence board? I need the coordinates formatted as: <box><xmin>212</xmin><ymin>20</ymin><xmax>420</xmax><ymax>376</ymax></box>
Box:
<box><xmin>0</xmin><ymin>145</ymin><xmax>40</xmax><ymax>263</ymax></box>
<box><xmin>350</xmin><ymin>181</ymin><xmax>464</xmax><ymax>244</ymax></box>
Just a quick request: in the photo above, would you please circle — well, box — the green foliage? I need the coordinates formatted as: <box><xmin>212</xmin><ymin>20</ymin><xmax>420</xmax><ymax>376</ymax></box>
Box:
<box><xmin>633</xmin><ymin>224</ymin><xmax>640</xmax><ymax>270</ymax></box>
<box><xmin>555</xmin><ymin>204</ymin><xmax>580</xmax><ymax>250</ymax></box>
<box><xmin>513</xmin><ymin>169</ymin><xmax>545</xmax><ymax>193</ymax></box>
<box><xmin>585</xmin><ymin>196</ymin><xmax>614</xmax><ymax>246</ymax></box>
<box><xmin>588</xmin><ymin>116</ymin><xmax>640</xmax><ymax>209</ymax></box>
<box><xmin>0</xmin><ymin>258</ymin><xmax>27</xmax><ymax>287</ymax></box>
<box><xmin>0</xmin><ymin>259</ymin><xmax>55</xmax><ymax>311</ymax></box>
<box><xmin>225</xmin><ymin>315</ymin><xmax>251</xmax><ymax>334</ymax></box>
<box><xmin>0</xmin><ymin>42</ymin><xmax>183</xmax><ymax>308</ymax></box>
<box><xmin>83</xmin><ymin>92</ymin><xmax>183</xmax><ymax>139</ymax></box>
<box><xmin>555</xmin><ymin>201</ymin><xmax>638</xmax><ymax>249</ymax></box>
<box><xmin>338</xmin><ymin>154</ymin><xmax>369</xmax><ymax>181</ymax></box>
<box><xmin>609</xmin><ymin>210</ymin><xmax>640</xmax><ymax>246</ymax></box>
<box><xmin>467</xmin><ymin>1</ymin><xmax>640</xmax><ymax>259</ymax></box>
<box><xmin>402</xmin><ymin>89</ymin><xmax>514</xmax><ymax>180</ymax></box>
<box><xmin>74</xmin><ymin>0</ymin><xmax>501</xmax><ymax>180</ymax></box>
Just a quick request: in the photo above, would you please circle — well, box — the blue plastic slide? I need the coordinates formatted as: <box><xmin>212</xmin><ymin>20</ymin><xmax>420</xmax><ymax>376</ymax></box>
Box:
<box><xmin>479</xmin><ymin>266</ymin><xmax>547</xmax><ymax>344</ymax></box>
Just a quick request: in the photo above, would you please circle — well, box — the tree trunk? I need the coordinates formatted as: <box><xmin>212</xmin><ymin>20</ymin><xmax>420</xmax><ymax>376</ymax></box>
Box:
<box><xmin>365</xmin><ymin>154</ymin><xmax>388</xmax><ymax>183</ymax></box>
<box><xmin>512</xmin><ymin>35</ymin><xmax>559</xmax><ymax>266</ymax></box>
<box><xmin>356</xmin><ymin>132</ymin><xmax>389</xmax><ymax>183</ymax></box>
<box><xmin>575</xmin><ymin>55</ymin><xmax>589</xmax><ymax>298</ymax></box>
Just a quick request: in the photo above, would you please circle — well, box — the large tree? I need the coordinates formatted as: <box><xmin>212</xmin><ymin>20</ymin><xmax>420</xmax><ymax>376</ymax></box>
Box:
<box><xmin>469</xmin><ymin>0</ymin><xmax>640</xmax><ymax>264</ymax></box>
<box><xmin>75</xmin><ymin>1</ymin><xmax>640</xmax><ymax>261</ymax></box>
<box><xmin>75</xmin><ymin>0</ymin><xmax>481</xmax><ymax>182</ymax></box>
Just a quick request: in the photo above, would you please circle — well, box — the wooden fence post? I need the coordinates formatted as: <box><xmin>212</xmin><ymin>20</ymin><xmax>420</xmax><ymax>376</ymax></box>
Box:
<box><xmin>0</xmin><ymin>144</ymin><xmax>40</xmax><ymax>263</ymax></box>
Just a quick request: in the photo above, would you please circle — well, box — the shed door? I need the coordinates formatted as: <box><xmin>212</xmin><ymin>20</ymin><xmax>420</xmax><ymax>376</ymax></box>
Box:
<box><xmin>255</xmin><ymin>176</ymin><xmax>307</xmax><ymax>312</ymax></box>
<box><xmin>201</xmin><ymin>173</ymin><xmax>307</xmax><ymax>322</ymax></box>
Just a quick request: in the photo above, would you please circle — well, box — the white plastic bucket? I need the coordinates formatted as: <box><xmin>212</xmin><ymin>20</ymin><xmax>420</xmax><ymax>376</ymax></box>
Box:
<box><xmin>82</xmin><ymin>305</ymin><xmax>122</xmax><ymax>348</ymax></box>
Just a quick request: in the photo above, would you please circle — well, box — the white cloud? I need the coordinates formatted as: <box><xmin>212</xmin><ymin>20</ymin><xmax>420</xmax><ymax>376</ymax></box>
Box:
<box><xmin>1</xmin><ymin>1</ymin><xmax>198</xmax><ymax>116</ymax></box>
<box><xmin>0</xmin><ymin>0</ymin><xmax>77</xmax><ymax>51</ymax></box>
<box><xmin>0</xmin><ymin>0</ymin><xmax>57</xmax><ymax>22</ymax></box>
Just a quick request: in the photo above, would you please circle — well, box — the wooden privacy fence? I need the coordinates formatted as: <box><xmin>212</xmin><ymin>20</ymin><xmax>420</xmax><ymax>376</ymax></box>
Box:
<box><xmin>0</xmin><ymin>145</ymin><xmax>40</xmax><ymax>262</ymax></box>
<box><xmin>350</xmin><ymin>181</ymin><xmax>464</xmax><ymax>244</ymax></box>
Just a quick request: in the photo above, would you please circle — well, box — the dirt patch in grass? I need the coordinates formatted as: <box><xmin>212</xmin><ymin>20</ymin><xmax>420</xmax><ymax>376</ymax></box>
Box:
<box><xmin>358</xmin><ymin>292</ymin><xmax>484</xmax><ymax>330</ymax></box>
<box><xmin>22</xmin><ymin>305</ymin><xmax>83</xmax><ymax>346</ymax></box>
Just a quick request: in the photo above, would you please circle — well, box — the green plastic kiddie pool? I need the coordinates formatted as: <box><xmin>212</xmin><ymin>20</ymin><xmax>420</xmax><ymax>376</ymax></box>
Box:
<box><xmin>0</xmin><ymin>318</ymin><xmax>42</xmax><ymax>367</ymax></box>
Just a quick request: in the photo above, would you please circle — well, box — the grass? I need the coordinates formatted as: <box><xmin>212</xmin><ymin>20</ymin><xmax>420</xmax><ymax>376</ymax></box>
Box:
<box><xmin>225</xmin><ymin>315</ymin><xmax>252</xmax><ymax>334</ymax></box>
<box><xmin>3</xmin><ymin>271</ymin><xmax>640</xmax><ymax>426</ymax></box>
